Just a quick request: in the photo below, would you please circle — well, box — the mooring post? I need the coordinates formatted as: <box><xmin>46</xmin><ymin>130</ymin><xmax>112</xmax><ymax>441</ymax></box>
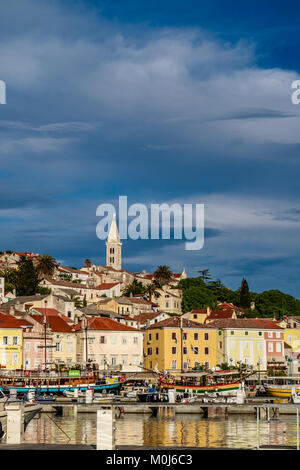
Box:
<box><xmin>86</xmin><ymin>389</ymin><xmax>93</xmax><ymax>404</ymax></box>
<box><xmin>96</xmin><ymin>407</ymin><xmax>116</xmax><ymax>450</ymax></box>
<box><xmin>297</xmin><ymin>407</ymin><xmax>299</xmax><ymax>451</ymax></box>
<box><xmin>6</xmin><ymin>403</ymin><xmax>24</xmax><ymax>444</ymax></box>
<box><xmin>256</xmin><ymin>407</ymin><xmax>260</xmax><ymax>449</ymax></box>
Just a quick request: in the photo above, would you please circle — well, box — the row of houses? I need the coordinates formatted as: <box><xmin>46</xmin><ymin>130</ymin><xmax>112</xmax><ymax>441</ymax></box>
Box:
<box><xmin>1</xmin><ymin>298</ymin><xmax>300</xmax><ymax>376</ymax></box>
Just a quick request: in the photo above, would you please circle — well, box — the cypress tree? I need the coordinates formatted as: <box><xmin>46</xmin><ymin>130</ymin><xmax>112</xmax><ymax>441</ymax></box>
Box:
<box><xmin>16</xmin><ymin>256</ymin><xmax>39</xmax><ymax>296</ymax></box>
<box><xmin>240</xmin><ymin>277</ymin><xmax>250</xmax><ymax>308</ymax></box>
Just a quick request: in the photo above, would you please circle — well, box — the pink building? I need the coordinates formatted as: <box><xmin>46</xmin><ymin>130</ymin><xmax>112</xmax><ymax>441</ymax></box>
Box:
<box><xmin>254</xmin><ymin>319</ymin><xmax>285</xmax><ymax>371</ymax></box>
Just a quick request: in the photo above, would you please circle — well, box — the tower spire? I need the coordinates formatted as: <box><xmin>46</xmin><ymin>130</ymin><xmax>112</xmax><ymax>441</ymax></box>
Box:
<box><xmin>106</xmin><ymin>214</ymin><xmax>122</xmax><ymax>270</ymax></box>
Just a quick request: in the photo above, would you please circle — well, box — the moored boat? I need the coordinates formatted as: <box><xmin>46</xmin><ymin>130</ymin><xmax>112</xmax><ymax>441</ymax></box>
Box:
<box><xmin>159</xmin><ymin>370</ymin><xmax>244</xmax><ymax>396</ymax></box>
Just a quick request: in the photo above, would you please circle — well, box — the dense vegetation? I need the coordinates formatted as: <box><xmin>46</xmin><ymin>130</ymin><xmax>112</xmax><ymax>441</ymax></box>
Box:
<box><xmin>177</xmin><ymin>272</ymin><xmax>300</xmax><ymax>319</ymax></box>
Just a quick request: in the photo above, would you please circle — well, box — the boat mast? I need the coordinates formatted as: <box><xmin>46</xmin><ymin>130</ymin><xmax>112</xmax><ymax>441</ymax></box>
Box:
<box><xmin>44</xmin><ymin>300</ymin><xmax>47</xmax><ymax>372</ymax></box>
<box><xmin>180</xmin><ymin>316</ymin><xmax>183</xmax><ymax>372</ymax></box>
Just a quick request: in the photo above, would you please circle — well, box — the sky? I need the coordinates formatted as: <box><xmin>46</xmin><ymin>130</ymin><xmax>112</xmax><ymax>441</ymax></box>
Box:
<box><xmin>1</xmin><ymin>0</ymin><xmax>300</xmax><ymax>296</ymax></box>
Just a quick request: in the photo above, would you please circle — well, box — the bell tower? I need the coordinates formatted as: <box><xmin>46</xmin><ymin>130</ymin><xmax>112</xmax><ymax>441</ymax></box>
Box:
<box><xmin>106</xmin><ymin>213</ymin><xmax>122</xmax><ymax>270</ymax></box>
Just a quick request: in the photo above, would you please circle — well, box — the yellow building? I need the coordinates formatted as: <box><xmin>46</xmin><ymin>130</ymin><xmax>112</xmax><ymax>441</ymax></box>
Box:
<box><xmin>143</xmin><ymin>316</ymin><xmax>218</xmax><ymax>373</ymax></box>
<box><xmin>209</xmin><ymin>319</ymin><xmax>268</xmax><ymax>370</ymax></box>
<box><xmin>0</xmin><ymin>313</ymin><xmax>23</xmax><ymax>369</ymax></box>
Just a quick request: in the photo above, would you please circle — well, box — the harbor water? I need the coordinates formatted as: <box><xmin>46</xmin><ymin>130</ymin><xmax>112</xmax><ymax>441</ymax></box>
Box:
<box><xmin>1</xmin><ymin>411</ymin><xmax>300</xmax><ymax>449</ymax></box>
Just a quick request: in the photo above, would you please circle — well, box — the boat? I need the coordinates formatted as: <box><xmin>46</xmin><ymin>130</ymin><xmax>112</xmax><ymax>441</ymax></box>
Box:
<box><xmin>159</xmin><ymin>370</ymin><xmax>245</xmax><ymax>396</ymax></box>
<box><xmin>264</xmin><ymin>377</ymin><xmax>300</xmax><ymax>398</ymax></box>
<box><xmin>0</xmin><ymin>370</ymin><xmax>121</xmax><ymax>394</ymax></box>
<box><xmin>137</xmin><ymin>387</ymin><xmax>169</xmax><ymax>403</ymax></box>
<box><xmin>0</xmin><ymin>390</ymin><xmax>42</xmax><ymax>439</ymax></box>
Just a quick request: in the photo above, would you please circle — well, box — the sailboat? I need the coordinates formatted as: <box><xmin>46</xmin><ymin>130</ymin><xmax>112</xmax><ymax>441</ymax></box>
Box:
<box><xmin>0</xmin><ymin>389</ymin><xmax>42</xmax><ymax>439</ymax></box>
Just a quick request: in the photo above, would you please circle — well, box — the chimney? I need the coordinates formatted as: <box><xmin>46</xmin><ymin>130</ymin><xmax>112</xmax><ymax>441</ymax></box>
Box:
<box><xmin>146</xmin><ymin>319</ymin><xmax>151</xmax><ymax>329</ymax></box>
<box><xmin>206</xmin><ymin>306</ymin><xmax>211</xmax><ymax>315</ymax></box>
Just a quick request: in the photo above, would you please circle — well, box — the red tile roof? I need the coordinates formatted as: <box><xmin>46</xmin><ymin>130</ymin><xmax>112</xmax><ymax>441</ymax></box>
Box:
<box><xmin>208</xmin><ymin>318</ymin><xmax>283</xmax><ymax>330</ymax></box>
<box><xmin>148</xmin><ymin>316</ymin><xmax>217</xmax><ymax>329</ymax></box>
<box><xmin>74</xmin><ymin>317</ymin><xmax>141</xmax><ymax>332</ymax></box>
<box><xmin>34</xmin><ymin>308</ymin><xmax>72</xmax><ymax>324</ymax></box>
<box><xmin>0</xmin><ymin>312</ymin><xmax>27</xmax><ymax>329</ymax></box>
<box><xmin>30</xmin><ymin>314</ymin><xmax>74</xmax><ymax>332</ymax></box>
<box><xmin>191</xmin><ymin>309</ymin><xmax>207</xmax><ymax>314</ymax></box>
<box><xmin>96</xmin><ymin>282</ymin><xmax>120</xmax><ymax>290</ymax></box>
<box><xmin>206</xmin><ymin>309</ymin><xmax>236</xmax><ymax>320</ymax></box>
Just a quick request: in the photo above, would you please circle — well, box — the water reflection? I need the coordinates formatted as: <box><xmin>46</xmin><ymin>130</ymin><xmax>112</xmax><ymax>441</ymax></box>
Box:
<box><xmin>1</xmin><ymin>412</ymin><xmax>299</xmax><ymax>448</ymax></box>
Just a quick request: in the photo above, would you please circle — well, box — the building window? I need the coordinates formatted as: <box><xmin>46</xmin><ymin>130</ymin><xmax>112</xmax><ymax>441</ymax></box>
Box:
<box><xmin>111</xmin><ymin>356</ymin><xmax>117</xmax><ymax>365</ymax></box>
<box><xmin>183</xmin><ymin>347</ymin><xmax>187</xmax><ymax>355</ymax></box>
<box><xmin>67</xmin><ymin>343</ymin><xmax>72</xmax><ymax>352</ymax></box>
<box><xmin>204</xmin><ymin>347</ymin><xmax>209</xmax><ymax>355</ymax></box>
<box><xmin>219</xmin><ymin>331</ymin><xmax>222</xmax><ymax>336</ymax></box>
<box><xmin>147</xmin><ymin>347</ymin><xmax>152</xmax><ymax>355</ymax></box>
<box><xmin>2</xmin><ymin>353</ymin><xmax>8</xmax><ymax>365</ymax></box>
<box><xmin>111</xmin><ymin>336</ymin><xmax>117</xmax><ymax>344</ymax></box>
<box><xmin>155</xmin><ymin>333</ymin><xmax>159</xmax><ymax>340</ymax></box>
<box><xmin>268</xmin><ymin>343</ymin><xmax>273</xmax><ymax>352</ymax></box>
<box><xmin>166</xmin><ymin>302</ymin><xmax>169</xmax><ymax>308</ymax></box>
<box><xmin>149</xmin><ymin>333</ymin><xmax>152</xmax><ymax>341</ymax></box>
<box><xmin>12</xmin><ymin>354</ymin><xmax>19</xmax><ymax>366</ymax></box>
<box><xmin>172</xmin><ymin>347</ymin><xmax>177</xmax><ymax>354</ymax></box>
<box><xmin>219</xmin><ymin>341</ymin><xmax>222</xmax><ymax>348</ymax></box>
<box><xmin>171</xmin><ymin>360</ymin><xmax>177</xmax><ymax>370</ymax></box>
<box><xmin>100</xmin><ymin>336</ymin><xmax>106</xmax><ymax>344</ymax></box>
<box><xmin>13</xmin><ymin>337</ymin><xmax>18</xmax><ymax>346</ymax></box>
<box><xmin>276</xmin><ymin>343</ymin><xmax>281</xmax><ymax>353</ymax></box>
<box><xmin>122</xmin><ymin>336</ymin><xmax>127</xmax><ymax>345</ymax></box>
<box><xmin>155</xmin><ymin>347</ymin><xmax>159</xmax><ymax>355</ymax></box>
<box><xmin>3</xmin><ymin>336</ymin><xmax>8</xmax><ymax>345</ymax></box>
<box><xmin>182</xmin><ymin>332</ymin><xmax>187</xmax><ymax>340</ymax></box>
<box><xmin>193</xmin><ymin>347</ymin><xmax>199</xmax><ymax>355</ymax></box>
<box><xmin>268</xmin><ymin>332</ymin><xmax>273</xmax><ymax>338</ymax></box>
<box><xmin>230</xmin><ymin>331</ymin><xmax>234</xmax><ymax>335</ymax></box>
<box><xmin>204</xmin><ymin>333</ymin><xmax>209</xmax><ymax>341</ymax></box>
<box><xmin>133</xmin><ymin>337</ymin><xmax>138</xmax><ymax>344</ymax></box>
<box><xmin>245</xmin><ymin>331</ymin><xmax>248</xmax><ymax>335</ymax></box>
<box><xmin>172</xmin><ymin>332</ymin><xmax>177</xmax><ymax>341</ymax></box>
<box><xmin>194</xmin><ymin>333</ymin><xmax>198</xmax><ymax>341</ymax></box>
<box><xmin>259</xmin><ymin>332</ymin><xmax>262</xmax><ymax>336</ymax></box>
<box><xmin>193</xmin><ymin>314</ymin><xmax>197</xmax><ymax>319</ymax></box>
<box><xmin>122</xmin><ymin>356</ymin><xmax>127</xmax><ymax>365</ymax></box>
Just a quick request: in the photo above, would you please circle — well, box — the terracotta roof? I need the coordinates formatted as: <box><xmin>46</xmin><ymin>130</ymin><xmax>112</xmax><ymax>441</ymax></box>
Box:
<box><xmin>74</xmin><ymin>317</ymin><xmax>141</xmax><ymax>332</ymax></box>
<box><xmin>206</xmin><ymin>309</ymin><xmax>235</xmax><ymax>320</ymax></box>
<box><xmin>30</xmin><ymin>314</ymin><xmax>74</xmax><ymax>332</ymax></box>
<box><xmin>191</xmin><ymin>309</ymin><xmax>207</xmax><ymax>314</ymax></box>
<box><xmin>59</xmin><ymin>267</ymin><xmax>89</xmax><ymax>275</ymax></box>
<box><xmin>128</xmin><ymin>297</ymin><xmax>151</xmax><ymax>305</ymax></box>
<box><xmin>148</xmin><ymin>316</ymin><xmax>217</xmax><ymax>330</ymax></box>
<box><xmin>208</xmin><ymin>318</ymin><xmax>283</xmax><ymax>330</ymax></box>
<box><xmin>96</xmin><ymin>282</ymin><xmax>120</xmax><ymax>290</ymax></box>
<box><xmin>218</xmin><ymin>302</ymin><xmax>242</xmax><ymax>311</ymax></box>
<box><xmin>43</xmin><ymin>277</ymin><xmax>88</xmax><ymax>288</ymax></box>
<box><xmin>34</xmin><ymin>308</ymin><xmax>73</xmax><ymax>324</ymax></box>
<box><xmin>0</xmin><ymin>312</ymin><xmax>27</xmax><ymax>329</ymax></box>
<box><xmin>134</xmin><ymin>312</ymin><xmax>165</xmax><ymax>323</ymax></box>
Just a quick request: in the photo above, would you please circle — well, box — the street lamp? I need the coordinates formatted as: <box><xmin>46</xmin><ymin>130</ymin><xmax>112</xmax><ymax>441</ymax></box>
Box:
<box><xmin>257</xmin><ymin>357</ymin><xmax>262</xmax><ymax>385</ymax></box>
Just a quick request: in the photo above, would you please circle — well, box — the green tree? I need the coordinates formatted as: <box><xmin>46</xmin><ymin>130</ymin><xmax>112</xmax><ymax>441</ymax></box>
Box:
<box><xmin>153</xmin><ymin>265</ymin><xmax>173</xmax><ymax>287</ymax></box>
<box><xmin>123</xmin><ymin>280</ymin><xmax>146</xmax><ymax>297</ymax></box>
<box><xmin>240</xmin><ymin>278</ymin><xmax>251</xmax><ymax>309</ymax></box>
<box><xmin>15</xmin><ymin>257</ymin><xmax>39</xmax><ymax>296</ymax></box>
<box><xmin>144</xmin><ymin>283</ymin><xmax>161</xmax><ymax>302</ymax></box>
<box><xmin>36</xmin><ymin>254</ymin><xmax>57</xmax><ymax>278</ymax></box>
<box><xmin>85</xmin><ymin>259</ymin><xmax>92</xmax><ymax>267</ymax></box>
<box><xmin>198</xmin><ymin>269</ymin><xmax>212</xmax><ymax>283</ymax></box>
